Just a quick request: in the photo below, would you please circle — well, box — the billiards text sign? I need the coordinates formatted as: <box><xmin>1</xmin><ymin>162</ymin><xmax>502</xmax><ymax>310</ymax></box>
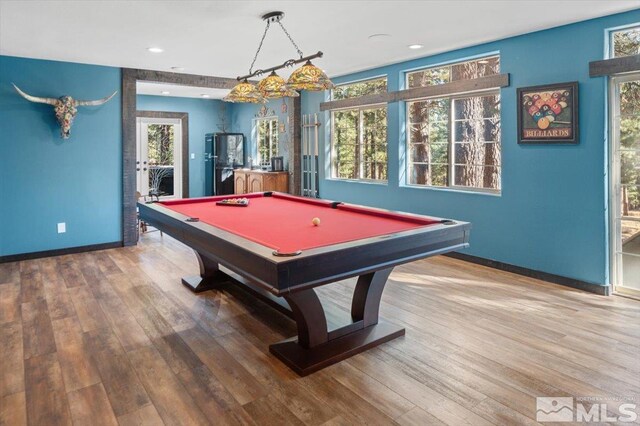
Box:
<box><xmin>517</xmin><ymin>81</ymin><xmax>579</xmax><ymax>144</ymax></box>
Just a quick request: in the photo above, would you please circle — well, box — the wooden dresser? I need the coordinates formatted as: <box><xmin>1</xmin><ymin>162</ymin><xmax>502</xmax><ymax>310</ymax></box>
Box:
<box><xmin>234</xmin><ymin>170</ymin><xmax>289</xmax><ymax>194</ymax></box>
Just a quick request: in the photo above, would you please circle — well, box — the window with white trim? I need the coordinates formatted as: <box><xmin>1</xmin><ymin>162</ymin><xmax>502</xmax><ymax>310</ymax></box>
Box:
<box><xmin>610</xmin><ymin>25</ymin><xmax>640</xmax><ymax>58</ymax></box>
<box><xmin>331</xmin><ymin>77</ymin><xmax>388</xmax><ymax>181</ymax></box>
<box><xmin>406</xmin><ymin>56</ymin><xmax>501</xmax><ymax>192</ymax></box>
<box><xmin>256</xmin><ymin>117</ymin><xmax>278</xmax><ymax>165</ymax></box>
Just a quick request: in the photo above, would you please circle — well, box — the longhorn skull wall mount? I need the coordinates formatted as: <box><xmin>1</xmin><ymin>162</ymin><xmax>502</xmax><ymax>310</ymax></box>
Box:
<box><xmin>12</xmin><ymin>84</ymin><xmax>117</xmax><ymax>139</ymax></box>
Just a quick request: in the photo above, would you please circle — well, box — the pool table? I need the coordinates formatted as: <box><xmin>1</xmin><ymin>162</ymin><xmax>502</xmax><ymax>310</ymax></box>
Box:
<box><xmin>138</xmin><ymin>192</ymin><xmax>470</xmax><ymax>375</ymax></box>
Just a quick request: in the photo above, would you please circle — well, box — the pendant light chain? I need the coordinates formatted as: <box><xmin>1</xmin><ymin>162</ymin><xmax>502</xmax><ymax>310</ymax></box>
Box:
<box><xmin>277</xmin><ymin>21</ymin><xmax>304</xmax><ymax>59</ymax></box>
<box><xmin>249</xmin><ymin>20</ymin><xmax>271</xmax><ymax>75</ymax></box>
<box><xmin>225</xmin><ymin>11</ymin><xmax>333</xmax><ymax>103</ymax></box>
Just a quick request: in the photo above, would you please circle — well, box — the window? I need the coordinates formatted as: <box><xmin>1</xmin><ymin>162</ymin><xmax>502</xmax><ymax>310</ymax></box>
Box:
<box><xmin>332</xmin><ymin>77</ymin><xmax>387</xmax><ymax>100</ymax></box>
<box><xmin>611</xmin><ymin>26</ymin><xmax>640</xmax><ymax>58</ymax></box>
<box><xmin>407</xmin><ymin>56</ymin><xmax>501</xmax><ymax>192</ymax></box>
<box><xmin>257</xmin><ymin>117</ymin><xmax>278</xmax><ymax>165</ymax></box>
<box><xmin>407</xmin><ymin>55</ymin><xmax>500</xmax><ymax>88</ymax></box>
<box><xmin>331</xmin><ymin>77</ymin><xmax>388</xmax><ymax>181</ymax></box>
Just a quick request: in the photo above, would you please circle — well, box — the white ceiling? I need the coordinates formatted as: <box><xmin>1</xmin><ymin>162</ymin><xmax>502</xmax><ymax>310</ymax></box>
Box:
<box><xmin>1</xmin><ymin>0</ymin><xmax>638</xmax><ymax>81</ymax></box>
<box><xmin>137</xmin><ymin>82</ymin><xmax>230</xmax><ymax>99</ymax></box>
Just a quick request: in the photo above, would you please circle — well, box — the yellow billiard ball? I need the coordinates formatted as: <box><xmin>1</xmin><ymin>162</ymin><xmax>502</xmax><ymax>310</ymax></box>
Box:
<box><xmin>312</xmin><ymin>217</ymin><xmax>321</xmax><ymax>226</ymax></box>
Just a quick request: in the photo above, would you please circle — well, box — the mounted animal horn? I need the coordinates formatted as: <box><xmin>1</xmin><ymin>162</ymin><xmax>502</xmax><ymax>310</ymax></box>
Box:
<box><xmin>12</xmin><ymin>83</ymin><xmax>117</xmax><ymax>139</ymax></box>
<box><xmin>75</xmin><ymin>92</ymin><xmax>117</xmax><ymax>106</ymax></box>
<box><xmin>12</xmin><ymin>84</ymin><xmax>58</xmax><ymax>105</ymax></box>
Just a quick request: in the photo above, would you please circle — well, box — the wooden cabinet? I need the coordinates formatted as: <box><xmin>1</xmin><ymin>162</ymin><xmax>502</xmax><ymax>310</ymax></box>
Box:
<box><xmin>234</xmin><ymin>170</ymin><xmax>289</xmax><ymax>194</ymax></box>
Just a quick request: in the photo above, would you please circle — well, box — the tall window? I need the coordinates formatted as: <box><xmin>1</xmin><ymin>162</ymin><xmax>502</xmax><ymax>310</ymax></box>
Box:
<box><xmin>331</xmin><ymin>77</ymin><xmax>388</xmax><ymax>181</ymax></box>
<box><xmin>406</xmin><ymin>56</ymin><xmax>501</xmax><ymax>191</ymax></box>
<box><xmin>257</xmin><ymin>117</ymin><xmax>278</xmax><ymax>164</ymax></box>
<box><xmin>611</xmin><ymin>26</ymin><xmax>640</xmax><ymax>58</ymax></box>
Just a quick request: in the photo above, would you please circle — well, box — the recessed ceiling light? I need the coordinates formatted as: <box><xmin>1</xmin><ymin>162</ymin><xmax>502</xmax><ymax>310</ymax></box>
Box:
<box><xmin>478</xmin><ymin>60</ymin><xmax>489</xmax><ymax>64</ymax></box>
<box><xmin>161</xmin><ymin>91</ymin><xmax>170</xmax><ymax>95</ymax></box>
<box><xmin>368</xmin><ymin>33</ymin><xmax>391</xmax><ymax>41</ymax></box>
<box><xmin>408</xmin><ymin>44</ymin><xmax>423</xmax><ymax>50</ymax></box>
<box><xmin>147</xmin><ymin>47</ymin><xmax>164</xmax><ymax>53</ymax></box>
<box><xmin>171</xmin><ymin>66</ymin><xmax>185</xmax><ymax>71</ymax></box>
<box><xmin>201</xmin><ymin>94</ymin><xmax>210</xmax><ymax>98</ymax></box>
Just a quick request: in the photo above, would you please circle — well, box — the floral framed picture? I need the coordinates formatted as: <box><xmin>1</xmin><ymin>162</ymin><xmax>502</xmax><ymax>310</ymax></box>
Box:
<box><xmin>517</xmin><ymin>81</ymin><xmax>579</xmax><ymax>144</ymax></box>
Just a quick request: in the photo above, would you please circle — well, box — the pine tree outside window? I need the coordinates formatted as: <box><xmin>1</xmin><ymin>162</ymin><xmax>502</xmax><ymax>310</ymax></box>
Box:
<box><xmin>406</xmin><ymin>56</ymin><xmax>502</xmax><ymax>192</ymax></box>
<box><xmin>331</xmin><ymin>77</ymin><xmax>388</xmax><ymax>181</ymax></box>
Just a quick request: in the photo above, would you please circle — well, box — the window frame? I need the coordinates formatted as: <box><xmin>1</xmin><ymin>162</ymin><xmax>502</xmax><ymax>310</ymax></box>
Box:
<box><xmin>331</xmin><ymin>75</ymin><xmax>388</xmax><ymax>101</ymax></box>
<box><xmin>255</xmin><ymin>116</ymin><xmax>279</xmax><ymax>165</ymax></box>
<box><xmin>405</xmin><ymin>54</ymin><xmax>500</xmax><ymax>89</ymax></box>
<box><xmin>608</xmin><ymin>24</ymin><xmax>640</xmax><ymax>59</ymax></box>
<box><xmin>330</xmin><ymin>103</ymin><xmax>389</xmax><ymax>183</ymax></box>
<box><xmin>405</xmin><ymin>87</ymin><xmax>502</xmax><ymax>194</ymax></box>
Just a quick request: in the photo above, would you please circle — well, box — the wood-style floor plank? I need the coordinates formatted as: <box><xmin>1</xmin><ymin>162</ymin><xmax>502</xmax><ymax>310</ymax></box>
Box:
<box><xmin>0</xmin><ymin>282</ymin><xmax>21</xmax><ymax>324</ymax></box>
<box><xmin>51</xmin><ymin>316</ymin><xmax>101</xmax><ymax>393</ymax></box>
<box><xmin>116</xmin><ymin>404</ymin><xmax>164</xmax><ymax>426</ymax></box>
<box><xmin>67</xmin><ymin>383</ymin><xmax>118</xmax><ymax>426</ymax></box>
<box><xmin>0</xmin><ymin>391</ymin><xmax>26</xmax><ymax>426</ymax></box>
<box><xmin>6</xmin><ymin>232</ymin><xmax>640</xmax><ymax>426</ymax></box>
<box><xmin>83</xmin><ymin>327</ymin><xmax>151</xmax><ymax>417</ymax></box>
<box><xmin>24</xmin><ymin>352</ymin><xmax>72</xmax><ymax>426</ymax></box>
<box><xmin>0</xmin><ymin>320</ymin><xmax>24</xmax><ymax>397</ymax></box>
<box><xmin>127</xmin><ymin>345</ymin><xmax>210</xmax><ymax>426</ymax></box>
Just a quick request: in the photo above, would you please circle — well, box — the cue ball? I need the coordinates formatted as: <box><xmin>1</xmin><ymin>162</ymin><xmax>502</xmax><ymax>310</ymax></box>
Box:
<box><xmin>312</xmin><ymin>217</ymin><xmax>321</xmax><ymax>226</ymax></box>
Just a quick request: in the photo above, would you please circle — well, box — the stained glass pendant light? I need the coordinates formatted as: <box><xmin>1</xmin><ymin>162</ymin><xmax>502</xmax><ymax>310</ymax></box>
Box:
<box><xmin>223</xmin><ymin>79</ymin><xmax>265</xmax><ymax>103</ymax></box>
<box><xmin>224</xmin><ymin>12</ymin><xmax>333</xmax><ymax>103</ymax></box>
<box><xmin>287</xmin><ymin>61</ymin><xmax>333</xmax><ymax>91</ymax></box>
<box><xmin>258</xmin><ymin>71</ymin><xmax>299</xmax><ymax>99</ymax></box>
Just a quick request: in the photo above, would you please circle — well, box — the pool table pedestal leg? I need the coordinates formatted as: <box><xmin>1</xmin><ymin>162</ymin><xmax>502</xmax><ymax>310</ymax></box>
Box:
<box><xmin>269</xmin><ymin>267</ymin><xmax>405</xmax><ymax>376</ymax></box>
<box><xmin>181</xmin><ymin>250</ymin><xmax>231</xmax><ymax>293</ymax></box>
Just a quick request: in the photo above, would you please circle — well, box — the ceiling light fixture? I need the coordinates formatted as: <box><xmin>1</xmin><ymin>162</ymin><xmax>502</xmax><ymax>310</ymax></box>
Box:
<box><xmin>161</xmin><ymin>91</ymin><xmax>170</xmax><ymax>95</ymax></box>
<box><xmin>408</xmin><ymin>44</ymin><xmax>423</xmax><ymax>49</ymax></box>
<box><xmin>147</xmin><ymin>47</ymin><xmax>164</xmax><ymax>53</ymax></box>
<box><xmin>368</xmin><ymin>33</ymin><xmax>392</xmax><ymax>40</ymax></box>
<box><xmin>223</xmin><ymin>11</ymin><xmax>333</xmax><ymax>103</ymax></box>
<box><xmin>201</xmin><ymin>94</ymin><xmax>210</xmax><ymax>98</ymax></box>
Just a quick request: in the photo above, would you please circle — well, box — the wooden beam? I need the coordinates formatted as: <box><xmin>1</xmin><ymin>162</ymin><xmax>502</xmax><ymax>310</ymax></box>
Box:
<box><xmin>319</xmin><ymin>92</ymin><xmax>393</xmax><ymax>111</ymax></box>
<box><xmin>121</xmin><ymin>68</ymin><xmax>239</xmax><ymax>246</ymax></box>
<box><xmin>394</xmin><ymin>73</ymin><xmax>509</xmax><ymax>101</ymax></box>
<box><xmin>128</xmin><ymin>68</ymin><xmax>241</xmax><ymax>89</ymax></box>
<box><xmin>320</xmin><ymin>73</ymin><xmax>509</xmax><ymax>111</ymax></box>
<box><xmin>589</xmin><ymin>54</ymin><xmax>640</xmax><ymax>77</ymax></box>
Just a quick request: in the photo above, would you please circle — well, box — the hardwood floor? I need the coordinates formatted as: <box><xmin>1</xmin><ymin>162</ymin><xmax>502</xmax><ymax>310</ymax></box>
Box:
<box><xmin>1</xmin><ymin>232</ymin><xmax>639</xmax><ymax>425</ymax></box>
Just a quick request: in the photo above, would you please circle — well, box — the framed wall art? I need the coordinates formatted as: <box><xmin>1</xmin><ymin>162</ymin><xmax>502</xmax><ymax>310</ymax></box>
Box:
<box><xmin>517</xmin><ymin>81</ymin><xmax>579</xmax><ymax>144</ymax></box>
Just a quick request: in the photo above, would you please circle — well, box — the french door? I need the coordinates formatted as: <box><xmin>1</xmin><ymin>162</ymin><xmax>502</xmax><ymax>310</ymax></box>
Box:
<box><xmin>610</xmin><ymin>73</ymin><xmax>640</xmax><ymax>297</ymax></box>
<box><xmin>136</xmin><ymin>117</ymin><xmax>182</xmax><ymax>199</ymax></box>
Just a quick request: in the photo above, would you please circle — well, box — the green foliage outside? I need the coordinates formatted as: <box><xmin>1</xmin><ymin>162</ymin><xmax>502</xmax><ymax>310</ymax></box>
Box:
<box><xmin>615</xmin><ymin>28</ymin><xmax>640</xmax><ymax>240</ymax></box>
<box><xmin>333</xmin><ymin>77</ymin><xmax>388</xmax><ymax>180</ymax></box>
<box><xmin>257</xmin><ymin>118</ymin><xmax>278</xmax><ymax>164</ymax></box>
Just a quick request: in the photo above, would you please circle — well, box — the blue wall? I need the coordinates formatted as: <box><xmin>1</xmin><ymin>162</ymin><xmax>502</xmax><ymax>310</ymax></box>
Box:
<box><xmin>0</xmin><ymin>55</ymin><xmax>122</xmax><ymax>257</ymax></box>
<box><xmin>302</xmin><ymin>10</ymin><xmax>640</xmax><ymax>286</ymax></box>
<box><xmin>137</xmin><ymin>95</ymin><xmax>230</xmax><ymax>197</ymax></box>
<box><xmin>230</xmin><ymin>99</ymin><xmax>292</xmax><ymax>168</ymax></box>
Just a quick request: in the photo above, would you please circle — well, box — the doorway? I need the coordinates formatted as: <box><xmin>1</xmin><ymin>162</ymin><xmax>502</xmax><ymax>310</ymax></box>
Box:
<box><xmin>136</xmin><ymin>117</ymin><xmax>183</xmax><ymax>199</ymax></box>
<box><xmin>610</xmin><ymin>73</ymin><xmax>640</xmax><ymax>297</ymax></box>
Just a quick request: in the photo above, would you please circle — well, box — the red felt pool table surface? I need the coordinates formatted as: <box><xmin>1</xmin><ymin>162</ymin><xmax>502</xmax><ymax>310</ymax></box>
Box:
<box><xmin>159</xmin><ymin>192</ymin><xmax>440</xmax><ymax>254</ymax></box>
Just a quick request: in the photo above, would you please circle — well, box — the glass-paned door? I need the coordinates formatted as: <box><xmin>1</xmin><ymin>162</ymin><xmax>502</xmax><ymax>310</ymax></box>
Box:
<box><xmin>136</xmin><ymin>117</ymin><xmax>182</xmax><ymax>199</ymax></box>
<box><xmin>610</xmin><ymin>73</ymin><xmax>640</xmax><ymax>296</ymax></box>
